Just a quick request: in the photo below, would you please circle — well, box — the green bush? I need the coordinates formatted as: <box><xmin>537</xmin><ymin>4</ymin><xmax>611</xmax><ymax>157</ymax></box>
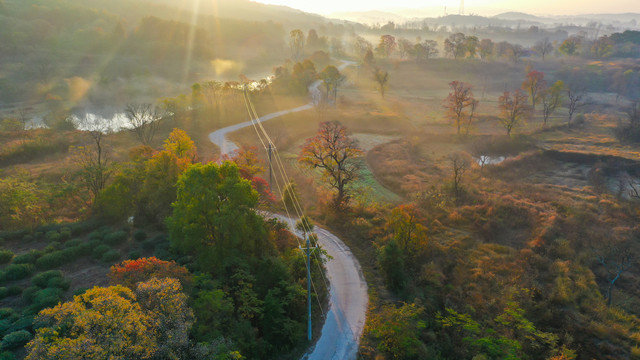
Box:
<box><xmin>59</xmin><ymin>227</ymin><xmax>71</xmax><ymax>241</ymax></box>
<box><xmin>64</xmin><ymin>239</ymin><xmax>83</xmax><ymax>248</ymax></box>
<box><xmin>79</xmin><ymin>243</ymin><xmax>93</xmax><ymax>256</ymax></box>
<box><xmin>69</xmin><ymin>220</ymin><xmax>101</xmax><ymax>236</ymax></box>
<box><xmin>0</xmin><ymin>251</ymin><xmax>13</xmax><ymax>265</ymax></box>
<box><xmin>45</xmin><ymin>231</ymin><xmax>61</xmax><ymax>242</ymax></box>
<box><xmin>0</xmin><ymin>287</ymin><xmax>21</xmax><ymax>299</ymax></box>
<box><xmin>32</xmin><ymin>271</ymin><xmax>63</xmax><ymax>288</ymax></box>
<box><xmin>88</xmin><ymin>231</ymin><xmax>104</xmax><ymax>242</ymax></box>
<box><xmin>35</xmin><ymin>251</ymin><xmax>69</xmax><ymax>270</ymax></box>
<box><xmin>64</xmin><ymin>246</ymin><xmax>87</xmax><ymax>261</ymax></box>
<box><xmin>33</xmin><ymin>232</ymin><xmax>43</xmax><ymax>239</ymax></box>
<box><xmin>4</xmin><ymin>264</ymin><xmax>34</xmax><ymax>281</ymax></box>
<box><xmin>133</xmin><ymin>229</ymin><xmax>147</xmax><ymax>242</ymax></box>
<box><xmin>92</xmin><ymin>245</ymin><xmax>111</xmax><ymax>259</ymax></box>
<box><xmin>0</xmin><ymin>350</ymin><xmax>16</xmax><ymax>360</ymax></box>
<box><xmin>32</xmin><ymin>288</ymin><xmax>63</xmax><ymax>310</ymax></box>
<box><xmin>0</xmin><ymin>230</ymin><xmax>27</xmax><ymax>242</ymax></box>
<box><xmin>0</xmin><ymin>272</ymin><xmax>5</xmax><ymax>284</ymax></box>
<box><xmin>0</xmin><ymin>309</ymin><xmax>15</xmax><ymax>321</ymax></box>
<box><xmin>0</xmin><ymin>239</ymin><xmax>3</xmax><ymax>246</ymax></box>
<box><xmin>0</xmin><ymin>320</ymin><xmax>13</xmax><ymax>338</ymax></box>
<box><xmin>5</xmin><ymin>315</ymin><xmax>33</xmax><ymax>333</ymax></box>
<box><xmin>141</xmin><ymin>239</ymin><xmax>155</xmax><ymax>250</ymax></box>
<box><xmin>12</xmin><ymin>250</ymin><xmax>43</xmax><ymax>265</ymax></box>
<box><xmin>101</xmin><ymin>250</ymin><xmax>120</xmax><ymax>262</ymax></box>
<box><xmin>87</xmin><ymin>239</ymin><xmax>101</xmax><ymax>248</ymax></box>
<box><xmin>61</xmin><ymin>246</ymin><xmax>80</xmax><ymax>258</ymax></box>
<box><xmin>22</xmin><ymin>286</ymin><xmax>39</xmax><ymax>304</ymax></box>
<box><xmin>128</xmin><ymin>250</ymin><xmax>141</xmax><ymax>260</ymax></box>
<box><xmin>104</xmin><ymin>231</ymin><xmax>127</xmax><ymax>246</ymax></box>
<box><xmin>22</xmin><ymin>234</ymin><xmax>34</xmax><ymax>243</ymax></box>
<box><xmin>152</xmin><ymin>234</ymin><xmax>168</xmax><ymax>244</ymax></box>
<box><xmin>0</xmin><ymin>330</ymin><xmax>32</xmax><ymax>350</ymax></box>
<box><xmin>43</xmin><ymin>241</ymin><xmax>62</xmax><ymax>254</ymax></box>
<box><xmin>47</xmin><ymin>277</ymin><xmax>70</xmax><ymax>291</ymax></box>
<box><xmin>35</xmin><ymin>224</ymin><xmax>60</xmax><ymax>233</ymax></box>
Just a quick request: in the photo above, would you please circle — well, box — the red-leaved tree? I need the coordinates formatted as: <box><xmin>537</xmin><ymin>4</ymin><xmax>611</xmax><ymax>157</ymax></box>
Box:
<box><xmin>109</xmin><ymin>257</ymin><xmax>191</xmax><ymax>289</ymax></box>
<box><xmin>522</xmin><ymin>70</ymin><xmax>546</xmax><ymax>110</ymax></box>
<box><xmin>445</xmin><ymin>81</ymin><xmax>478</xmax><ymax>135</ymax></box>
<box><xmin>299</xmin><ymin>121</ymin><xmax>362</xmax><ymax>209</ymax></box>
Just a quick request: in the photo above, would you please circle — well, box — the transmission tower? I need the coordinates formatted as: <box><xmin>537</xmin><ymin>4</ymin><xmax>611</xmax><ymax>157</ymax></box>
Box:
<box><xmin>459</xmin><ymin>0</ymin><xmax>464</xmax><ymax>15</ymax></box>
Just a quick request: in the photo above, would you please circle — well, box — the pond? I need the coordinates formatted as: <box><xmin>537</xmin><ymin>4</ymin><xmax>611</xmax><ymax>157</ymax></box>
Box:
<box><xmin>475</xmin><ymin>155</ymin><xmax>508</xmax><ymax>166</ymax></box>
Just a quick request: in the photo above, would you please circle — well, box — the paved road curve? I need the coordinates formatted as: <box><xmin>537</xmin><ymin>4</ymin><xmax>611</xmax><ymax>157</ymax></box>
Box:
<box><xmin>208</xmin><ymin>60</ymin><xmax>368</xmax><ymax>360</ymax></box>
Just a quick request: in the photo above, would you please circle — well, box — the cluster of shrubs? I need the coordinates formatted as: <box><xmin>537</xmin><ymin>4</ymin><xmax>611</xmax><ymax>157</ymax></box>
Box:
<box><xmin>0</xmin><ymin>250</ymin><xmax>13</xmax><ymax>265</ymax></box>
<box><xmin>0</xmin><ymin>307</ymin><xmax>34</xmax><ymax>357</ymax></box>
<box><xmin>0</xmin><ymin>136</ymin><xmax>71</xmax><ymax>168</ymax></box>
<box><xmin>0</xmin><ymin>225</ymin><xmax>127</xmax><ymax>292</ymax></box>
<box><xmin>23</xmin><ymin>270</ymin><xmax>70</xmax><ymax>315</ymax></box>
<box><xmin>0</xmin><ymin>222</ymin><xmax>174</xmax><ymax>358</ymax></box>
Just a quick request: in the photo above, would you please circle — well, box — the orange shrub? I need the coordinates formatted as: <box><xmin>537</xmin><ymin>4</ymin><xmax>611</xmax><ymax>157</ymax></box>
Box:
<box><xmin>109</xmin><ymin>257</ymin><xmax>191</xmax><ymax>289</ymax></box>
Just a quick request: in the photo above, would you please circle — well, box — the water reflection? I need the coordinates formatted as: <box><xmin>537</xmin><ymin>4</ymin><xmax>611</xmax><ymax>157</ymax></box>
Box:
<box><xmin>476</xmin><ymin>155</ymin><xmax>507</xmax><ymax>166</ymax></box>
<box><xmin>70</xmin><ymin>111</ymin><xmax>131</xmax><ymax>132</ymax></box>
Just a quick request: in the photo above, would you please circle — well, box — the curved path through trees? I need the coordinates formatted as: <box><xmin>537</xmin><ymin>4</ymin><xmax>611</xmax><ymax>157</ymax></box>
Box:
<box><xmin>208</xmin><ymin>61</ymin><xmax>368</xmax><ymax>360</ymax></box>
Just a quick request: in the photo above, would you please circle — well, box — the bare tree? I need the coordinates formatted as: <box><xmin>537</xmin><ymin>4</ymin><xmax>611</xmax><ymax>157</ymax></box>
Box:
<box><xmin>397</xmin><ymin>38</ymin><xmax>413</xmax><ymax>59</ymax></box>
<box><xmin>17</xmin><ymin>108</ymin><xmax>30</xmax><ymax>143</ymax></box>
<box><xmin>449</xmin><ymin>152</ymin><xmax>471</xmax><ymax>204</ymax></box>
<box><xmin>124</xmin><ymin>103</ymin><xmax>164</xmax><ymax>146</ymax></box>
<box><xmin>201</xmin><ymin>80</ymin><xmax>223</xmax><ymax>110</ymax></box>
<box><xmin>444</xmin><ymin>33</ymin><xmax>467</xmax><ymax>59</ymax></box>
<box><xmin>533</xmin><ymin>38</ymin><xmax>554</xmax><ymax>60</ymax></box>
<box><xmin>595</xmin><ymin>241</ymin><xmax>634</xmax><ymax>306</ymax></box>
<box><xmin>422</xmin><ymin>40</ymin><xmax>439</xmax><ymax>60</ymax></box>
<box><xmin>628</xmin><ymin>174</ymin><xmax>640</xmax><ymax>199</ymax></box>
<box><xmin>470</xmin><ymin>139</ymin><xmax>490</xmax><ymax>175</ymax></box>
<box><xmin>566</xmin><ymin>85</ymin><xmax>587</xmax><ymax>126</ymax></box>
<box><xmin>479</xmin><ymin>38</ymin><xmax>495</xmax><ymax>60</ymax></box>
<box><xmin>71</xmin><ymin>114</ymin><xmax>113</xmax><ymax>203</ymax></box>
<box><xmin>498</xmin><ymin>90</ymin><xmax>531</xmax><ymax>136</ymax></box>
<box><xmin>626</xmin><ymin>100</ymin><xmax>640</xmax><ymax>128</ymax></box>
<box><xmin>540</xmin><ymin>80</ymin><xmax>564</xmax><ymax>126</ymax></box>
<box><xmin>35</xmin><ymin>59</ymin><xmax>55</xmax><ymax>84</ymax></box>
<box><xmin>352</xmin><ymin>35</ymin><xmax>372</xmax><ymax>58</ymax></box>
<box><xmin>508</xmin><ymin>44</ymin><xmax>526</xmax><ymax>63</ymax></box>
<box><xmin>464</xmin><ymin>100</ymin><xmax>479</xmax><ymax>136</ymax></box>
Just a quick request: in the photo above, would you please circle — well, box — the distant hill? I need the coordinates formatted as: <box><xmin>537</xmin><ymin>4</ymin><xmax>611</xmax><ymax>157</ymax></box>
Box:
<box><xmin>493</xmin><ymin>12</ymin><xmax>546</xmax><ymax>22</ymax></box>
<box><xmin>329</xmin><ymin>10</ymin><xmax>409</xmax><ymax>25</ymax></box>
<box><xmin>139</xmin><ymin>0</ymin><xmax>344</xmax><ymax>29</ymax></box>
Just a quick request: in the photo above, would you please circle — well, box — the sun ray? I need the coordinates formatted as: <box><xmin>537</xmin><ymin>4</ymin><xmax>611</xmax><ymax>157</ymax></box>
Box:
<box><xmin>182</xmin><ymin>0</ymin><xmax>202</xmax><ymax>86</ymax></box>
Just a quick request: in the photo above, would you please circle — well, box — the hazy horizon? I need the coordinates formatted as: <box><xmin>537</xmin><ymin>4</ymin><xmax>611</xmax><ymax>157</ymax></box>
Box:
<box><xmin>254</xmin><ymin>0</ymin><xmax>640</xmax><ymax>17</ymax></box>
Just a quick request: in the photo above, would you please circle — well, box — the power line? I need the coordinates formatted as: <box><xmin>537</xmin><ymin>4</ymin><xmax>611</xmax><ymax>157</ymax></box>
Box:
<box><xmin>241</xmin><ymin>89</ymin><xmax>327</xmax><ymax>342</ymax></box>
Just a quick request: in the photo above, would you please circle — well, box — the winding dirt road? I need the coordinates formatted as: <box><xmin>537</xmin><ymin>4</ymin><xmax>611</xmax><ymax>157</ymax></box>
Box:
<box><xmin>208</xmin><ymin>61</ymin><xmax>368</xmax><ymax>360</ymax></box>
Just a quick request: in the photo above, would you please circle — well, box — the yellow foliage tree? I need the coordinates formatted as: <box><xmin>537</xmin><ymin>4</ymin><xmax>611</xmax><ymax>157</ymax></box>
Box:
<box><xmin>163</xmin><ymin>128</ymin><xmax>197</xmax><ymax>161</ymax></box>
<box><xmin>26</xmin><ymin>278</ymin><xmax>194</xmax><ymax>360</ymax></box>
<box><xmin>26</xmin><ymin>285</ymin><xmax>155</xmax><ymax>359</ymax></box>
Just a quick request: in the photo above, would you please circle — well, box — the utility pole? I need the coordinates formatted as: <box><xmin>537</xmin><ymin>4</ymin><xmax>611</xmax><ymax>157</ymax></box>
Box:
<box><xmin>300</xmin><ymin>232</ymin><xmax>316</xmax><ymax>341</ymax></box>
<box><xmin>268</xmin><ymin>143</ymin><xmax>273</xmax><ymax>189</ymax></box>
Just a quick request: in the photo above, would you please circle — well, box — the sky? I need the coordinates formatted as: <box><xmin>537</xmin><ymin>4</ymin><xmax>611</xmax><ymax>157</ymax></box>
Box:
<box><xmin>253</xmin><ymin>0</ymin><xmax>640</xmax><ymax>16</ymax></box>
